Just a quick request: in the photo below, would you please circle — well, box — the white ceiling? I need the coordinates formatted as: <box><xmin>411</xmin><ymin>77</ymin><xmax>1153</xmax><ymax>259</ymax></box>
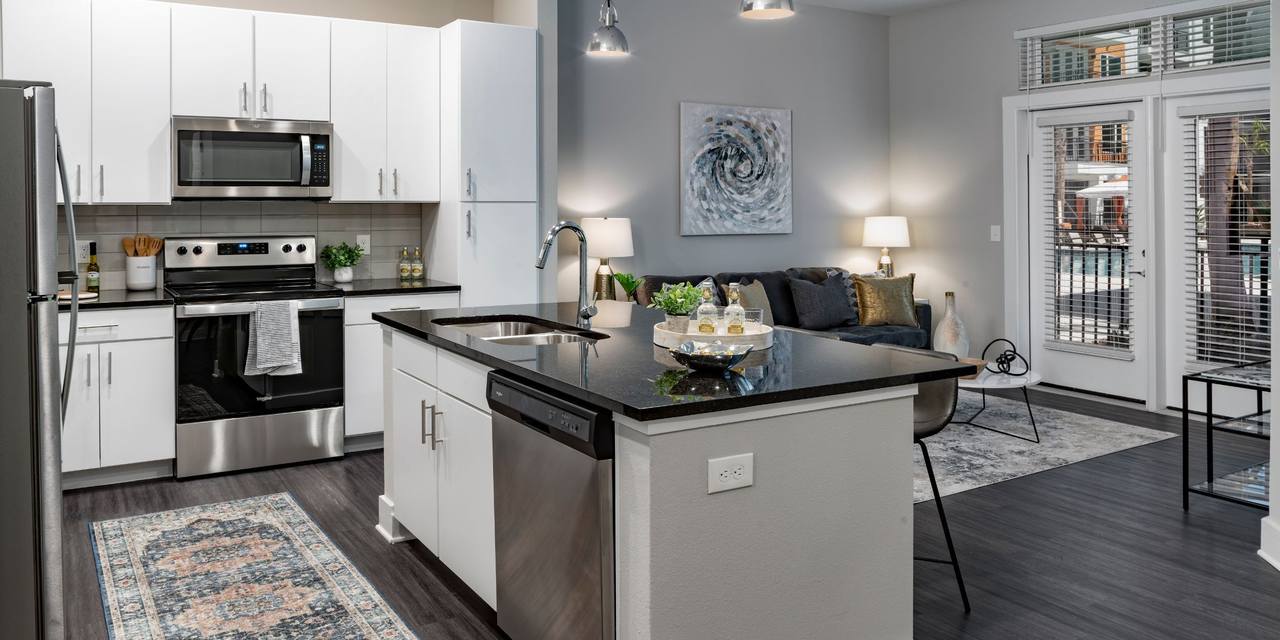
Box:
<box><xmin>800</xmin><ymin>0</ymin><xmax>966</xmax><ymax>17</ymax></box>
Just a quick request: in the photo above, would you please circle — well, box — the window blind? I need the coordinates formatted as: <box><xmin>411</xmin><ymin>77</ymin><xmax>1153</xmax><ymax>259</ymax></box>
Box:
<box><xmin>1183</xmin><ymin>109</ymin><xmax>1271</xmax><ymax>367</ymax></box>
<box><xmin>1018</xmin><ymin>1</ymin><xmax>1269</xmax><ymax>89</ymax></box>
<box><xmin>1041</xmin><ymin>119</ymin><xmax>1134</xmax><ymax>354</ymax></box>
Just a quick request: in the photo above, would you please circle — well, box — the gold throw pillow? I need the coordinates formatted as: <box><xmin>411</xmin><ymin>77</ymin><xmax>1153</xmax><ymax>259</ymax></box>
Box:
<box><xmin>853</xmin><ymin>274</ymin><xmax>918</xmax><ymax>327</ymax></box>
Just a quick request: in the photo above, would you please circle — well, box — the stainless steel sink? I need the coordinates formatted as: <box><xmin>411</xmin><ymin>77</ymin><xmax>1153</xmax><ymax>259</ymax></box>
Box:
<box><xmin>433</xmin><ymin>316</ymin><xmax>608</xmax><ymax>346</ymax></box>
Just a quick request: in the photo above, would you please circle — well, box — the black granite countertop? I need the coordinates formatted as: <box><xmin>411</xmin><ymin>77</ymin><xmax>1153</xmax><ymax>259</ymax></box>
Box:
<box><xmin>331</xmin><ymin>278</ymin><xmax>462</xmax><ymax>297</ymax></box>
<box><xmin>57</xmin><ymin>288</ymin><xmax>173</xmax><ymax>310</ymax></box>
<box><xmin>374</xmin><ymin>302</ymin><xmax>975</xmax><ymax>422</ymax></box>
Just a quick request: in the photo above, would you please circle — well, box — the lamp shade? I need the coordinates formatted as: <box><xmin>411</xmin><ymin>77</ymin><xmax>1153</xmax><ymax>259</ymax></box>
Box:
<box><xmin>581</xmin><ymin>217</ymin><xmax>634</xmax><ymax>258</ymax></box>
<box><xmin>861</xmin><ymin>216</ymin><xmax>910</xmax><ymax>248</ymax></box>
<box><xmin>741</xmin><ymin>0</ymin><xmax>795</xmax><ymax>20</ymax></box>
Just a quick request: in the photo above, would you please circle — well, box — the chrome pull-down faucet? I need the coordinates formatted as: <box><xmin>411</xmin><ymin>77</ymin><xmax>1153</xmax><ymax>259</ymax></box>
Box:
<box><xmin>536</xmin><ymin>221</ymin><xmax>598</xmax><ymax>327</ymax></box>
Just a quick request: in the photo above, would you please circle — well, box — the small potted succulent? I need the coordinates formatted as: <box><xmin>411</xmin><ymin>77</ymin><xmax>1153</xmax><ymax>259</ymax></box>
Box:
<box><xmin>320</xmin><ymin>242</ymin><xmax>365</xmax><ymax>283</ymax></box>
<box><xmin>647</xmin><ymin>282</ymin><xmax>701</xmax><ymax>332</ymax></box>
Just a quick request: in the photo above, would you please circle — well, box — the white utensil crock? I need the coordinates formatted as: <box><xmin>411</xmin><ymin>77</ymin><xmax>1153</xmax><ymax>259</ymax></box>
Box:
<box><xmin>126</xmin><ymin>256</ymin><xmax>157</xmax><ymax>291</ymax></box>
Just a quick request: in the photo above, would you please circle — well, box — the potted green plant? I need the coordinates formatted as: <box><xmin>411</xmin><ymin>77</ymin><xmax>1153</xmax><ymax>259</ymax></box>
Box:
<box><xmin>320</xmin><ymin>242</ymin><xmax>365</xmax><ymax>283</ymax></box>
<box><xmin>612</xmin><ymin>273</ymin><xmax>643</xmax><ymax>302</ymax></box>
<box><xmin>647</xmin><ymin>282</ymin><xmax>701</xmax><ymax>332</ymax></box>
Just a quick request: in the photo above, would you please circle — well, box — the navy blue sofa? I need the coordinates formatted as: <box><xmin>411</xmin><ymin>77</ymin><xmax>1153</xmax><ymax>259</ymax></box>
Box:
<box><xmin>636</xmin><ymin>269</ymin><xmax>932</xmax><ymax>349</ymax></box>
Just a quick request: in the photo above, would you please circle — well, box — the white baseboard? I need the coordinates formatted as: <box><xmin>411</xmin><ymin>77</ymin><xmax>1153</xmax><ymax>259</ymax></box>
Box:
<box><xmin>1260</xmin><ymin>516</ymin><xmax>1280</xmax><ymax>572</ymax></box>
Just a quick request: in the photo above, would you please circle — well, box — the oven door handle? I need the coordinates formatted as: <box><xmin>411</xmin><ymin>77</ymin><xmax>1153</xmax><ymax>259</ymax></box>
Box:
<box><xmin>176</xmin><ymin>298</ymin><xmax>344</xmax><ymax>318</ymax></box>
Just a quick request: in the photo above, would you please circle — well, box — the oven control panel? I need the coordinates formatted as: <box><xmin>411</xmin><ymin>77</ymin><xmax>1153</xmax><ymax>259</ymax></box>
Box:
<box><xmin>166</xmin><ymin>236</ymin><xmax>316</xmax><ymax>269</ymax></box>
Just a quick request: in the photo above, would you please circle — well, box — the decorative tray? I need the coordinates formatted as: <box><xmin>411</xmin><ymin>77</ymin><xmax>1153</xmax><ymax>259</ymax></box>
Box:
<box><xmin>652</xmin><ymin>322</ymin><xmax>773</xmax><ymax>350</ymax></box>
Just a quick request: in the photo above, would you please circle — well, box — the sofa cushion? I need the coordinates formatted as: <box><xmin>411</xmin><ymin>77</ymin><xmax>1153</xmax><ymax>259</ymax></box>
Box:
<box><xmin>714</xmin><ymin>271</ymin><xmax>797</xmax><ymax>327</ymax></box>
<box><xmin>720</xmin><ymin>280</ymin><xmax>775</xmax><ymax>326</ymax></box>
<box><xmin>788</xmin><ymin>277</ymin><xmax>857</xmax><ymax>330</ymax></box>
<box><xmin>853</xmin><ymin>273</ymin><xmax>919</xmax><ymax>327</ymax></box>
<box><xmin>826</xmin><ymin>324</ymin><xmax>929</xmax><ymax>349</ymax></box>
<box><xmin>637</xmin><ymin>275</ymin><xmax>718</xmax><ymax>307</ymax></box>
<box><xmin>785</xmin><ymin>267</ymin><xmax>859</xmax><ymax>324</ymax></box>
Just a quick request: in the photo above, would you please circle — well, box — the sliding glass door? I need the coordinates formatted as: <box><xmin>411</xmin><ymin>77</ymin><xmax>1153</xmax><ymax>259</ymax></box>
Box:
<box><xmin>1029</xmin><ymin>104</ymin><xmax>1153</xmax><ymax>401</ymax></box>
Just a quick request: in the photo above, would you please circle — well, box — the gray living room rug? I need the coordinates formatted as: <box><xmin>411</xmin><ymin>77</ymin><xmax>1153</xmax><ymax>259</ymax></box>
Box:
<box><xmin>913</xmin><ymin>391</ymin><xmax>1175</xmax><ymax>503</ymax></box>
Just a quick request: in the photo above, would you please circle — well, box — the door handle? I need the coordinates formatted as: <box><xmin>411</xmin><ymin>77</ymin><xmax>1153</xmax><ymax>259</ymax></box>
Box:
<box><xmin>98</xmin><ymin>165</ymin><xmax>104</xmax><ymax>197</ymax></box>
<box><xmin>430</xmin><ymin>408</ymin><xmax>444</xmax><ymax>450</ymax></box>
<box><xmin>466</xmin><ymin>168</ymin><xmax>472</xmax><ymax>196</ymax></box>
<box><xmin>466</xmin><ymin>210</ymin><xmax>472</xmax><ymax>238</ymax></box>
<box><xmin>393</xmin><ymin>168</ymin><xmax>399</xmax><ymax>196</ymax></box>
<box><xmin>85</xmin><ymin>352</ymin><xmax>91</xmax><ymax>388</ymax></box>
<box><xmin>1128</xmin><ymin>270</ymin><xmax>1147</xmax><ymax>278</ymax></box>
<box><xmin>261</xmin><ymin>83</ymin><xmax>268</xmax><ymax>114</ymax></box>
<box><xmin>378</xmin><ymin>169</ymin><xmax>384</xmax><ymax>195</ymax></box>
<box><xmin>420</xmin><ymin>400</ymin><xmax>430</xmax><ymax>444</ymax></box>
<box><xmin>389</xmin><ymin>306</ymin><xmax>420</xmax><ymax>311</ymax></box>
<box><xmin>107</xmin><ymin>351</ymin><xmax>112</xmax><ymax>385</ymax></box>
<box><xmin>241</xmin><ymin>82</ymin><xmax>248</xmax><ymax>114</ymax></box>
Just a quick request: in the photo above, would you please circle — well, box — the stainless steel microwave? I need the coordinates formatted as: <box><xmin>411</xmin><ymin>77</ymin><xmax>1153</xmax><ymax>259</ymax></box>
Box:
<box><xmin>172</xmin><ymin>117</ymin><xmax>332</xmax><ymax>199</ymax></box>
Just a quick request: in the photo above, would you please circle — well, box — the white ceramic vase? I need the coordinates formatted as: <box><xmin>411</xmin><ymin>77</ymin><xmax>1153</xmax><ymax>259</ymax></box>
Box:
<box><xmin>333</xmin><ymin>266</ymin><xmax>354</xmax><ymax>283</ymax></box>
<box><xmin>934</xmin><ymin>291</ymin><xmax>970</xmax><ymax>359</ymax></box>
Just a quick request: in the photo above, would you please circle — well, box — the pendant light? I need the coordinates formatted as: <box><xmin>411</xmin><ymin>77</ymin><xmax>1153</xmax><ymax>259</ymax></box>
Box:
<box><xmin>588</xmin><ymin>0</ymin><xmax>629</xmax><ymax>57</ymax></box>
<box><xmin>740</xmin><ymin>0</ymin><xmax>795</xmax><ymax>20</ymax></box>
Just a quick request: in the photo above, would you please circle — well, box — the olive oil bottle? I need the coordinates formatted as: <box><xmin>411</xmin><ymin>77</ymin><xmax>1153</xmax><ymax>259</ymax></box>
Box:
<box><xmin>85</xmin><ymin>241</ymin><xmax>100</xmax><ymax>293</ymax></box>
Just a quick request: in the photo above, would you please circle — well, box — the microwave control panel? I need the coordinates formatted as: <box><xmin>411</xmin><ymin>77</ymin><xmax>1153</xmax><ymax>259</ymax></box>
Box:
<box><xmin>309</xmin><ymin>137</ymin><xmax>330</xmax><ymax>187</ymax></box>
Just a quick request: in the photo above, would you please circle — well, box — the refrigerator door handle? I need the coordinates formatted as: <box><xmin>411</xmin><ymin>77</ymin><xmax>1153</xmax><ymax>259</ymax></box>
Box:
<box><xmin>55</xmin><ymin>124</ymin><xmax>80</xmax><ymax>420</ymax></box>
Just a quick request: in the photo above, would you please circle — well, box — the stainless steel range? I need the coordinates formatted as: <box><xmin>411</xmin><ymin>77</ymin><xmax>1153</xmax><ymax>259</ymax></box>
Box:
<box><xmin>165</xmin><ymin>235</ymin><xmax>344</xmax><ymax>478</ymax></box>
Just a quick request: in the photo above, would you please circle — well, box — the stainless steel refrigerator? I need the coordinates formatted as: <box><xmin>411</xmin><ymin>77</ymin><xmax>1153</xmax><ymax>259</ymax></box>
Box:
<box><xmin>0</xmin><ymin>78</ymin><xmax>81</xmax><ymax>640</ymax></box>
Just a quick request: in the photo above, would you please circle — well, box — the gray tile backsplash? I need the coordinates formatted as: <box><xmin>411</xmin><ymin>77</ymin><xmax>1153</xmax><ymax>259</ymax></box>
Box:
<box><xmin>58</xmin><ymin>201</ymin><xmax>431</xmax><ymax>289</ymax></box>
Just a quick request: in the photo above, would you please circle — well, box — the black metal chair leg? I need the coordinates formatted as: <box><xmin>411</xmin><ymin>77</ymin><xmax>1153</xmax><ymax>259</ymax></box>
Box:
<box><xmin>920</xmin><ymin>440</ymin><xmax>971</xmax><ymax>613</ymax></box>
<box><xmin>1021</xmin><ymin>387</ymin><xmax>1041</xmax><ymax>444</ymax></box>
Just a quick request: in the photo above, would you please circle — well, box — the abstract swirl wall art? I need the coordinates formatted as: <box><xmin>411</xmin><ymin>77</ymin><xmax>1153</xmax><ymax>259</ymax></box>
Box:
<box><xmin>680</xmin><ymin>102</ymin><xmax>792</xmax><ymax>236</ymax></box>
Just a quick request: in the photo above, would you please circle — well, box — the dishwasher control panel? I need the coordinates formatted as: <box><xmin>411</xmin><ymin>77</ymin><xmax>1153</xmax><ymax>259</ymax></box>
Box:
<box><xmin>487</xmin><ymin>373</ymin><xmax>613</xmax><ymax>459</ymax></box>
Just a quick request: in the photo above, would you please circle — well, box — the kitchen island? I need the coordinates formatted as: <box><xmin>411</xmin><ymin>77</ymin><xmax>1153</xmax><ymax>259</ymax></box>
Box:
<box><xmin>374</xmin><ymin>302</ymin><xmax>972</xmax><ymax>640</ymax></box>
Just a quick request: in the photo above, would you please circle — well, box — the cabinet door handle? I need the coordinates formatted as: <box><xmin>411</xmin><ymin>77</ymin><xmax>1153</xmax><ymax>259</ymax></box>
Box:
<box><xmin>378</xmin><ymin>169</ymin><xmax>384</xmax><ymax>195</ymax></box>
<box><xmin>75</xmin><ymin>164</ymin><xmax>81</xmax><ymax>199</ymax></box>
<box><xmin>85</xmin><ymin>353</ymin><xmax>91</xmax><ymax>388</ymax></box>
<box><xmin>390</xmin><ymin>306</ymin><xmax>420</xmax><ymax>311</ymax></box>
<box><xmin>393</xmin><ymin>168</ymin><xmax>399</xmax><ymax>196</ymax></box>
<box><xmin>107</xmin><ymin>351</ymin><xmax>112</xmax><ymax>386</ymax></box>
<box><xmin>261</xmin><ymin>83</ymin><xmax>268</xmax><ymax>114</ymax></box>
<box><xmin>466</xmin><ymin>210</ymin><xmax>472</xmax><ymax>238</ymax></box>
<box><xmin>98</xmin><ymin>165</ymin><xmax>104</xmax><ymax>197</ymax></box>
<box><xmin>430</xmin><ymin>408</ymin><xmax>444</xmax><ymax>450</ymax></box>
<box><xmin>465</xmin><ymin>168</ymin><xmax>472</xmax><ymax>196</ymax></box>
<box><xmin>241</xmin><ymin>82</ymin><xmax>248</xmax><ymax>113</ymax></box>
<box><xmin>421</xmin><ymin>400</ymin><xmax>439</xmax><ymax>446</ymax></box>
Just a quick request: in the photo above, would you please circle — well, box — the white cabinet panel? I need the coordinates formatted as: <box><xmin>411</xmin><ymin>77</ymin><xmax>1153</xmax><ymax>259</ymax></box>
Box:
<box><xmin>390</xmin><ymin>370</ymin><xmax>439</xmax><ymax>551</ymax></box>
<box><xmin>344</xmin><ymin>323</ymin><xmax>385</xmax><ymax>436</ymax></box>
<box><xmin>455</xmin><ymin>21</ymin><xmax>536</xmax><ymax>203</ymax></box>
<box><xmin>387</xmin><ymin>25</ymin><xmax>440</xmax><ymax>202</ymax></box>
<box><xmin>458</xmin><ymin>202</ymin><xmax>538</xmax><ymax>307</ymax></box>
<box><xmin>99</xmin><ymin>339</ymin><xmax>174</xmax><ymax>467</ymax></box>
<box><xmin>2</xmin><ymin>0</ymin><xmax>92</xmax><ymax>204</ymax></box>
<box><xmin>331</xmin><ymin>19</ymin><xmax>387</xmax><ymax>202</ymax></box>
<box><xmin>91</xmin><ymin>0</ymin><xmax>171</xmax><ymax>204</ymax></box>
<box><xmin>171</xmin><ymin>3</ymin><xmax>253</xmax><ymax>118</ymax></box>
<box><xmin>437</xmin><ymin>392</ymin><xmax>496</xmax><ymax>608</ymax></box>
<box><xmin>58</xmin><ymin>345</ymin><xmax>99</xmax><ymax>473</ymax></box>
<box><xmin>254</xmin><ymin>12</ymin><xmax>330</xmax><ymax>121</ymax></box>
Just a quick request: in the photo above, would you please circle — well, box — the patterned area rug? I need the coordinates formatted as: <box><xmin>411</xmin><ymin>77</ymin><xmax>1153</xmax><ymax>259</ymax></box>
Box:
<box><xmin>90</xmin><ymin>493</ymin><xmax>414</xmax><ymax>639</ymax></box>
<box><xmin>913</xmin><ymin>391</ymin><xmax>1175</xmax><ymax>503</ymax></box>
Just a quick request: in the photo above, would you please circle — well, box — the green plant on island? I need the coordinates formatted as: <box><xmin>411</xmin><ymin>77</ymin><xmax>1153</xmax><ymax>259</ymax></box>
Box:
<box><xmin>612</xmin><ymin>272</ymin><xmax>643</xmax><ymax>299</ymax></box>
<box><xmin>647</xmin><ymin>282</ymin><xmax>701</xmax><ymax>316</ymax></box>
<box><xmin>319</xmin><ymin>242</ymin><xmax>365</xmax><ymax>270</ymax></box>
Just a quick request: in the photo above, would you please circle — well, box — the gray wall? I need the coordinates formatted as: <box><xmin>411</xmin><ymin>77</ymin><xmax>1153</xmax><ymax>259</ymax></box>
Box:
<box><xmin>556</xmin><ymin>0</ymin><xmax>890</xmax><ymax>300</ymax></box>
<box><xmin>887</xmin><ymin>0</ymin><xmax>1170</xmax><ymax>348</ymax></box>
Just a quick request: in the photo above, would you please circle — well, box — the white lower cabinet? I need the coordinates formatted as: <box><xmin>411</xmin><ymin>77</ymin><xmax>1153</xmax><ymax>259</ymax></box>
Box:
<box><xmin>436</xmin><ymin>392</ymin><xmax>497</xmax><ymax>607</ymax></box>
<box><xmin>58</xmin><ymin>308</ymin><xmax>175</xmax><ymax>475</ymax></box>
<box><xmin>387</xmin><ymin>334</ymin><xmax>496</xmax><ymax>608</ymax></box>
<box><xmin>390</xmin><ymin>370</ymin><xmax>440</xmax><ymax>551</ymax></box>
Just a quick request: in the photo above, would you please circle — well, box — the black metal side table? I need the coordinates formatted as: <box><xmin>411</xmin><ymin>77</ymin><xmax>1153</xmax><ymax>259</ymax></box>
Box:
<box><xmin>1182</xmin><ymin>361</ymin><xmax>1270</xmax><ymax>511</ymax></box>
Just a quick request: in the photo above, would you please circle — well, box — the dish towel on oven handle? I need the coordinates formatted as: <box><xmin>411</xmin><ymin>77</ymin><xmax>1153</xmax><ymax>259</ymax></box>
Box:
<box><xmin>244</xmin><ymin>300</ymin><xmax>303</xmax><ymax>376</ymax></box>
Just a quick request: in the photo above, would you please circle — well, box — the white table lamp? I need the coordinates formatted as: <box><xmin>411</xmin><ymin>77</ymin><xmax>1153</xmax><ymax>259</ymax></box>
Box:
<box><xmin>862</xmin><ymin>216</ymin><xmax>910</xmax><ymax>277</ymax></box>
<box><xmin>580</xmin><ymin>217</ymin><xmax>634</xmax><ymax>300</ymax></box>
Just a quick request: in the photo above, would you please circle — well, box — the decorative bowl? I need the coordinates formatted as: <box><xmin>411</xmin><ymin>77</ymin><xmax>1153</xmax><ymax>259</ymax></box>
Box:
<box><xmin>669</xmin><ymin>340</ymin><xmax>754</xmax><ymax>374</ymax></box>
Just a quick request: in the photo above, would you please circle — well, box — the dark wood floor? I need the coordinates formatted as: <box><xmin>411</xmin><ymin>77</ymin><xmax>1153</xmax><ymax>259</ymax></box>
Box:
<box><xmin>62</xmin><ymin>390</ymin><xmax>1280</xmax><ymax>639</ymax></box>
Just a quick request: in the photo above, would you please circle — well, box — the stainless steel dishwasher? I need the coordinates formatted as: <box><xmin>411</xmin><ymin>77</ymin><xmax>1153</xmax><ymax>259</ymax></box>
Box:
<box><xmin>488</xmin><ymin>371</ymin><xmax>614</xmax><ymax>640</ymax></box>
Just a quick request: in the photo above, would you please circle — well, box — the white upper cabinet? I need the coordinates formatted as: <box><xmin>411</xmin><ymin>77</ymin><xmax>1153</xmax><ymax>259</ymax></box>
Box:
<box><xmin>387</xmin><ymin>25</ymin><xmax>440</xmax><ymax>202</ymax></box>
<box><xmin>331</xmin><ymin>19</ymin><xmax>388</xmax><ymax>202</ymax></box>
<box><xmin>444</xmin><ymin>21</ymin><xmax>537</xmax><ymax>203</ymax></box>
<box><xmin>457</xmin><ymin>202</ymin><xmax>538</xmax><ymax>307</ymax></box>
<box><xmin>254</xmin><ymin>12</ymin><xmax>330</xmax><ymax>121</ymax></box>
<box><xmin>171</xmin><ymin>4</ymin><xmax>254</xmax><ymax>118</ymax></box>
<box><xmin>91</xmin><ymin>0</ymin><xmax>170</xmax><ymax>204</ymax></box>
<box><xmin>2</xmin><ymin>0</ymin><xmax>92</xmax><ymax>204</ymax></box>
